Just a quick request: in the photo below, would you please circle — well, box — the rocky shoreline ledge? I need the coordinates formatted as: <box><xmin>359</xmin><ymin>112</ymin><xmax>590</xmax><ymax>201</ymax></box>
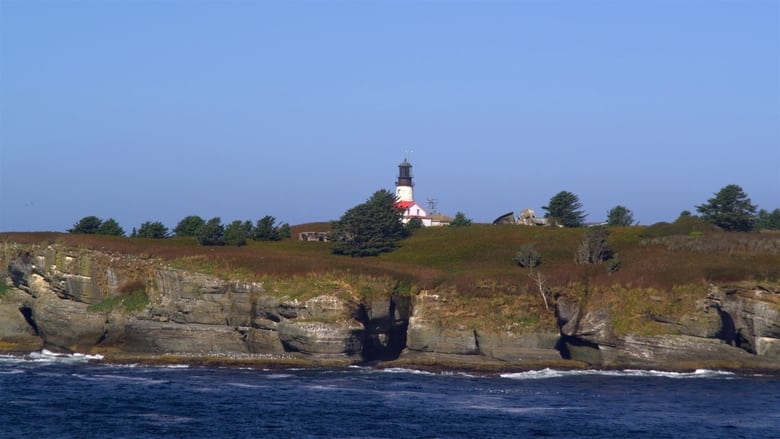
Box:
<box><xmin>2</xmin><ymin>243</ymin><xmax>779</xmax><ymax>375</ymax></box>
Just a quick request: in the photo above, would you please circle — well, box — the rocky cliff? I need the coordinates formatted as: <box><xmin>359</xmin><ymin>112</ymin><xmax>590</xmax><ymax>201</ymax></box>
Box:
<box><xmin>1</xmin><ymin>242</ymin><xmax>778</xmax><ymax>372</ymax></box>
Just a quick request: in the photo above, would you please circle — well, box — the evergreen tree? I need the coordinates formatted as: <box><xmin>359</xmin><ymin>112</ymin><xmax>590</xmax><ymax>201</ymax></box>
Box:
<box><xmin>68</xmin><ymin>216</ymin><xmax>103</xmax><ymax>234</ymax></box>
<box><xmin>224</xmin><ymin>220</ymin><xmax>248</xmax><ymax>246</ymax></box>
<box><xmin>696</xmin><ymin>184</ymin><xmax>756</xmax><ymax>231</ymax></box>
<box><xmin>136</xmin><ymin>221</ymin><xmax>169</xmax><ymax>239</ymax></box>
<box><xmin>331</xmin><ymin>189</ymin><xmax>409</xmax><ymax>256</ymax></box>
<box><xmin>755</xmin><ymin>208</ymin><xmax>780</xmax><ymax>230</ymax></box>
<box><xmin>606</xmin><ymin>205</ymin><xmax>635</xmax><ymax>226</ymax></box>
<box><xmin>174</xmin><ymin>215</ymin><xmax>205</xmax><ymax>237</ymax></box>
<box><xmin>196</xmin><ymin>217</ymin><xmax>225</xmax><ymax>246</ymax></box>
<box><xmin>254</xmin><ymin>216</ymin><xmax>280</xmax><ymax>241</ymax></box>
<box><xmin>450</xmin><ymin>212</ymin><xmax>472</xmax><ymax>227</ymax></box>
<box><xmin>97</xmin><ymin>218</ymin><xmax>125</xmax><ymax>236</ymax></box>
<box><xmin>543</xmin><ymin>191</ymin><xmax>586</xmax><ymax>227</ymax></box>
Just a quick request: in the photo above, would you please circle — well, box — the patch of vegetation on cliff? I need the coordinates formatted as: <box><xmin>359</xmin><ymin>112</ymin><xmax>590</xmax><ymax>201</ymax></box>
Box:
<box><xmin>586</xmin><ymin>284</ymin><xmax>709</xmax><ymax>336</ymax></box>
<box><xmin>266</xmin><ymin>272</ymin><xmax>401</xmax><ymax>302</ymax></box>
<box><xmin>88</xmin><ymin>281</ymin><xmax>149</xmax><ymax>314</ymax></box>
<box><xmin>88</xmin><ymin>290</ymin><xmax>149</xmax><ymax>314</ymax></box>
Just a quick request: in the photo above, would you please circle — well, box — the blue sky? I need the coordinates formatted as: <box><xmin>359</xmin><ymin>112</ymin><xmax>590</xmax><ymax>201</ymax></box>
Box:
<box><xmin>1</xmin><ymin>0</ymin><xmax>778</xmax><ymax>232</ymax></box>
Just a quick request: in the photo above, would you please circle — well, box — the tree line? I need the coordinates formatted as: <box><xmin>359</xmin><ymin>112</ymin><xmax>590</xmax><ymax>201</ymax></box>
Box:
<box><xmin>68</xmin><ymin>183</ymin><xmax>777</xmax><ymax>256</ymax></box>
<box><xmin>542</xmin><ymin>184</ymin><xmax>778</xmax><ymax>232</ymax></box>
<box><xmin>68</xmin><ymin>215</ymin><xmax>290</xmax><ymax>246</ymax></box>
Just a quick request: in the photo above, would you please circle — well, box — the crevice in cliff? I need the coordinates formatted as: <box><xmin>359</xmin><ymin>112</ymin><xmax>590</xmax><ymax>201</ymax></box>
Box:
<box><xmin>18</xmin><ymin>306</ymin><xmax>39</xmax><ymax>336</ymax></box>
<box><xmin>359</xmin><ymin>296</ymin><xmax>409</xmax><ymax>362</ymax></box>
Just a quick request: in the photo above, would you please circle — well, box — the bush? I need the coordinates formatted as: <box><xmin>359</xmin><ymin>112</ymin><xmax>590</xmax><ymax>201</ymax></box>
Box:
<box><xmin>450</xmin><ymin>212</ymin><xmax>472</xmax><ymax>227</ymax></box>
<box><xmin>406</xmin><ymin>217</ymin><xmax>424</xmax><ymax>231</ymax></box>
<box><xmin>97</xmin><ymin>218</ymin><xmax>125</xmax><ymax>236</ymax></box>
<box><xmin>640</xmin><ymin>215</ymin><xmax>719</xmax><ymax>238</ymax></box>
<box><xmin>513</xmin><ymin>243</ymin><xmax>541</xmax><ymax>268</ymax></box>
<box><xmin>575</xmin><ymin>226</ymin><xmax>613</xmax><ymax>265</ymax></box>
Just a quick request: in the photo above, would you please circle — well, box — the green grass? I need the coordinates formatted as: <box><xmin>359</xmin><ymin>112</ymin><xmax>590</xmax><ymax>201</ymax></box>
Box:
<box><xmin>88</xmin><ymin>290</ymin><xmax>149</xmax><ymax>314</ymax></box>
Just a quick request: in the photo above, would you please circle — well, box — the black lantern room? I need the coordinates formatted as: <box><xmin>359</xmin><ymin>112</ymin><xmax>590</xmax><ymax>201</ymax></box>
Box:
<box><xmin>396</xmin><ymin>159</ymin><xmax>413</xmax><ymax>187</ymax></box>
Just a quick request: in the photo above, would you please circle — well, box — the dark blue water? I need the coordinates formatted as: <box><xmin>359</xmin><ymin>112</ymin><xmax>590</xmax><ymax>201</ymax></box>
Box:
<box><xmin>2</xmin><ymin>352</ymin><xmax>779</xmax><ymax>438</ymax></box>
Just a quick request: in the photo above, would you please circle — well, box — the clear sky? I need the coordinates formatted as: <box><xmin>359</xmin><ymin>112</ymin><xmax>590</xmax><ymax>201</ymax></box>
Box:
<box><xmin>1</xmin><ymin>0</ymin><xmax>778</xmax><ymax>232</ymax></box>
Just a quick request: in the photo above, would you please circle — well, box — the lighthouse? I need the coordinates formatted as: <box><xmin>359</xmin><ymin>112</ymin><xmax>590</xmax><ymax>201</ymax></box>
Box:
<box><xmin>395</xmin><ymin>159</ymin><xmax>414</xmax><ymax>202</ymax></box>
<box><xmin>393</xmin><ymin>158</ymin><xmax>430</xmax><ymax>225</ymax></box>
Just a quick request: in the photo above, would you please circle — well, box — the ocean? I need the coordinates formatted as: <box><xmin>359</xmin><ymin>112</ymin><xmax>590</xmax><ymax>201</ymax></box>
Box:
<box><xmin>1</xmin><ymin>351</ymin><xmax>778</xmax><ymax>438</ymax></box>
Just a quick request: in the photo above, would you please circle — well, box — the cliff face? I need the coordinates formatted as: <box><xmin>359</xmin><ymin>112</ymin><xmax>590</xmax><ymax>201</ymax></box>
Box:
<box><xmin>1</xmin><ymin>242</ymin><xmax>779</xmax><ymax>371</ymax></box>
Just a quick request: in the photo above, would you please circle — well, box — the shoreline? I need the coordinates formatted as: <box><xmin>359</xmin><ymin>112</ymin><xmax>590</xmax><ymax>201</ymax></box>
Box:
<box><xmin>87</xmin><ymin>353</ymin><xmax>780</xmax><ymax>376</ymax></box>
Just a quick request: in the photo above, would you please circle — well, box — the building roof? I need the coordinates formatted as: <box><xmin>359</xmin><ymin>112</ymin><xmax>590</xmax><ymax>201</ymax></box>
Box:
<box><xmin>394</xmin><ymin>200</ymin><xmax>417</xmax><ymax>210</ymax></box>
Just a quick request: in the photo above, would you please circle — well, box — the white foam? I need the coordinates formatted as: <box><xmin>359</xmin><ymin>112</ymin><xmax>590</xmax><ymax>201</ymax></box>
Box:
<box><xmin>26</xmin><ymin>349</ymin><xmax>103</xmax><ymax>363</ymax></box>
<box><xmin>500</xmin><ymin>368</ymin><xmax>736</xmax><ymax>380</ymax></box>
<box><xmin>379</xmin><ymin>367</ymin><xmax>437</xmax><ymax>376</ymax></box>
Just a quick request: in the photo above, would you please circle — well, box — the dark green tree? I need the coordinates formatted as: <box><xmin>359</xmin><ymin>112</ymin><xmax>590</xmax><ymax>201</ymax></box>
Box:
<box><xmin>330</xmin><ymin>189</ymin><xmax>409</xmax><ymax>257</ymax></box>
<box><xmin>543</xmin><ymin>191</ymin><xmax>586</xmax><ymax>227</ymax></box>
<box><xmin>224</xmin><ymin>220</ymin><xmax>249</xmax><ymax>246</ymax></box>
<box><xmin>606</xmin><ymin>205</ymin><xmax>635</xmax><ymax>226</ymax></box>
<box><xmin>97</xmin><ymin>218</ymin><xmax>125</xmax><ymax>236</ymax></box>
<box><xmin>254</xmin><ymin>216</ymin><xmax>279</xmax><ymax>241</ymax></box>
<box><xmin>277</xmin><ymin>222</ymin><xmax>291</xmax><ymax>239</ymax></box>
<box><xmin>406</xmin><ymin>217</ymin><xmax>424</xmax><ymax>231</ymax></box>
<box><xmin>696</xmin><ymin>184</ymin><xmax>756</xmax><ymax>231</ymax></box>
<box><xmin>136</xmin><ymin>221</ymin><xmax>169</xmax><ymax>239</ymax></box>
<box><xmin>68</xmin><ymin>216</ymin><xmax>103</xmax><ymax>234</ymax></box>
<box><xmin>450</xmin><ymin>211</ymin><xmax>472</xmax><ymax>227</ymax></box>
<box><xmin>174</xmin><ymin>215</ymin><xmax>205</xmax><ymax>237</ymax></box>
<box><xmin>196</xmin><ymin>217</ymin><xmax>225</xmax><ymax>246</ymax></box>
<box><xmin>755</xmin><ymin>208</ymin><xmax>780</xmax><ymax>230</ymax></box>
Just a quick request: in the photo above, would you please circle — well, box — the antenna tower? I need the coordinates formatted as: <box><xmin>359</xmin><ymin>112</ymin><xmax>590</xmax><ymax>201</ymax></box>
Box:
<box><xmin>426</xmin><ymin>197</ymin><xmax>438</xmax><ymax>213</ymax></box>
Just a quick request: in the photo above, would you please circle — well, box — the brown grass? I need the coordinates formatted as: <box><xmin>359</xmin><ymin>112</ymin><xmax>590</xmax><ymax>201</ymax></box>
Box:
<box><xmin>3</xmin><ymin>225</ymin><xmax>778</xmax><ymax>294</ymax></box>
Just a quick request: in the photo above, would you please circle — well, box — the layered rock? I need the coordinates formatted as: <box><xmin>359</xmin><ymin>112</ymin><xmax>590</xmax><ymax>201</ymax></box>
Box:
<box><xmin>2</xmin><ymin>242</ymin><xmax>779</xmax><ymax>372</ymax></box>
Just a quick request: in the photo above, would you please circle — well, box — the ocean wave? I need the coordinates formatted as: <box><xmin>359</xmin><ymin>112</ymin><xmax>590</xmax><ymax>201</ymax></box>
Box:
<box><xmin>1</xmin><ymin>349</ymin><xmax>103</xmax><ymax>365</ymax></box>
<box><xmin>500</xmin><ymin>368</ymin><xmax>736</xmax><ymax>380</ymax></box>
<box><xmin>379</xmin><ymin>367</ymin><xmax>437</xmax><ymax>376</ymax></box>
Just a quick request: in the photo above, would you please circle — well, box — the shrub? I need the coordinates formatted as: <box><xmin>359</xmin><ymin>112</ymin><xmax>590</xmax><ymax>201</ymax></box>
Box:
<box><xmin>575</xmin><ymin>226</ymin><xmax>613</xmax><ymax>265</ymax></box>
<box><xmin>513</xmin><ymin>243</ymin><xmax>541</xmax><ymax>268</ymax></box>
<box><xmin>406</xmin><ymin>217</ymin><xmax>424</xmax><ymax>231</ymax></box>
<box><xmin>450</xmin><ymin>212</ymin><xmax>472</xmax><ymax>227</ymax></box>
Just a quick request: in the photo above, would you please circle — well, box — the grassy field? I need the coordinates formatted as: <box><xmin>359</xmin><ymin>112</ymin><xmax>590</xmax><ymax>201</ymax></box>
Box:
<box><xmin>3</xmin><ymin>221</ymin><xmax>778</xmax><ymax>296</ymax></box>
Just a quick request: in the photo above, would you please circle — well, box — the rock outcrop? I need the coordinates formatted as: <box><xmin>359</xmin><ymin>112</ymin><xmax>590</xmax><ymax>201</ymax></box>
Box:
<box><xmin>1</xmin><ymin>242</ymin><xmax>779</xmax><ymax>372</ymax></box>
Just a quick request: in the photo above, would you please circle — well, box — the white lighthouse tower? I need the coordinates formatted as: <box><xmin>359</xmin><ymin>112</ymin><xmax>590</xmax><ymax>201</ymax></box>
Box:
<box><xmin>395</xmin><ymin>158</ymin><xmax>414</xmax><ymax>202</ymax></box>
<box><xmin>394</xmin><ymin>158</ymin><xmax>429</xmax><ymax>225</ymax></box>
